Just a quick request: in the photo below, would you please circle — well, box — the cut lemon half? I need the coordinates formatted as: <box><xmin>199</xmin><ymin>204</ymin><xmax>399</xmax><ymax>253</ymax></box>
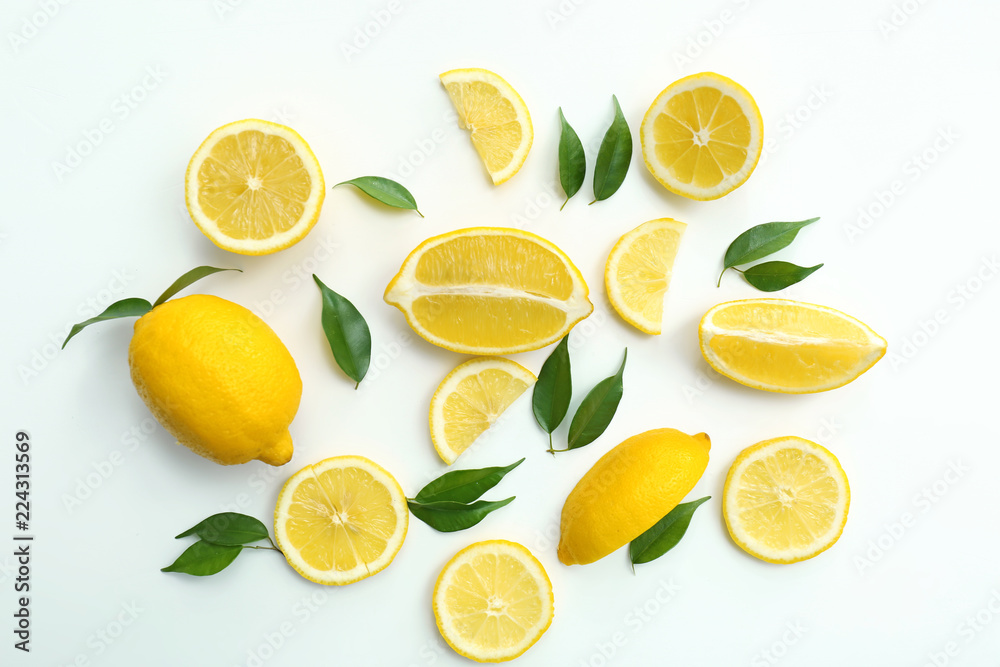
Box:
<box><xmin>274</xmin><ymin>456</ymin><xmax>407</xmax><ymax>585</ymax></box>
<box><xmin>605</xmin><ymin>218</ymin><xmax>686</xmax><ymax>334</ymax></box>
<box><xmin>723</xmin><ymin>437</ymin><xmax>850</xmax><ymax>564</ymax></box>
<box><xmin>434</xmin><ymin>540</ymin><xmax>554</xmax><ymax>662</ymax></box>
<box><xmin>384</xmin><ymin>227</ymin><xmax>593</xmax><ymax>355</ymax></box>
<box><xmin>430</xmin><ymin>357</ymin><xmax>536</xmax><ymax>465</ymax></box>
<box><xmin>640</xmin><ymin>72</ymin><xmax>762</xmax><ymax>200</ymax></box>
<box><xmin>185</xmin><ymin>118</ymin><xmax>325</xmax><ymax>255</ymax></box>
<box><xmin>440</xmin><ymin>68</ymin><xmax>533</xmax><ymax>185</ymax></box>
<box><xmin>699</xmin><ymin>299</ymin><xmax>887</xmax><ymax>393</ymax></box>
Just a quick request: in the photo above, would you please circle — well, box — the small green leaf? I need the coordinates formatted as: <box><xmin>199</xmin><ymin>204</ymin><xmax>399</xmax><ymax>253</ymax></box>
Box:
<box><xmin>175</xmin><ymin>512</ymin><xmax>269</xmax><ymax>546</ymax></box>
<box><xmin>153</xmin><ymin>266</ymin><xmax>241</xmax><ymax>307</ymax></box>
<box><xmin>741</xmin><ymin>261</ymin><xmax>823</xmax><ymax>292</ymax></box>
<box><xmin>718</xmin><ymin>218</ymin><xmax>820</xmax><ymax>286</ymax></box>
<box><xmin>335</xmin><ymin>176</ymin><xmax>423</xmax><ymax>217</ymax></box>
<box><xmin>630</xmin><ymin>496</ymin><xmax>710</xmax><ymax>567</ymax></box>
<box><xmin>313</xmin><ymin>275</ymin><xmax>372</xmax><ymax>388</ymax></box>
<box><xmin>533</xmin><ymin>336</ymin><xmax>572</xmax><ymax>450</ymax></box>
<box><xmin>557</xmin><ymin>108</ymin><xmax>586</xmax><ymax>210</ymax></box>
<box><xmin>62</xmin><ymin>298</ymin><xmax>152</xmax><ymax>349</ymax></box>
<box><xmin>161</xmin><ymin>540</ymin><xmax>242</xmax><ymax>576</ymax></box>
<box><xmin>407</xmin><ymin>497</ymin><xmax>515</xmax><ymax>533</ymax></box>
<box><xmin>566</xmin><ymin>349</ymin><xmax>627</xmax><ymax>450</ymax></box>
<box><xmin>414</xmin><ymin>459</ymin><xmax>524</xmax><ymax>505</ymax></box>
<box><xmin>591</xmin><ymin>95</ymin><xmax>632</xmax><ymax>203</ymax></box>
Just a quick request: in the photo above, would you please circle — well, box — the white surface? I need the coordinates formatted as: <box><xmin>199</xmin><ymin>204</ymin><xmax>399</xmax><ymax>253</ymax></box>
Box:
<box><xmin>2</xmin><ymin>1</ymin><xmax>999</xmax><ymax>665</ymax></box>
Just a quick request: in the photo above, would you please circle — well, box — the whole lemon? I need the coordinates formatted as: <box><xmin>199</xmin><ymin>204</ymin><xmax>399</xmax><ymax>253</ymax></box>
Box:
<box><xmin>128</xmin><ymin>294</ymin><xmax>301</xmax><ymax>466</ymax></box>
<box><xmin>558</xmin><ymin>428</ymin><xmax>710</xmax><ymax>565</ymax></box>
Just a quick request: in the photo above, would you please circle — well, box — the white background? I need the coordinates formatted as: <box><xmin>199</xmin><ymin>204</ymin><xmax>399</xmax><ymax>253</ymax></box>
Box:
<box><xmin>3</xmin><ymin>1</ymin><xmax>1000</xmax><ymax>665</ymax></box>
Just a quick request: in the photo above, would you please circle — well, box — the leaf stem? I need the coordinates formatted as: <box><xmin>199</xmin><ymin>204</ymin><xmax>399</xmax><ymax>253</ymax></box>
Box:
<box><xmin>243</xmin><ymin>544</ymin><xmax>283</xmax><ymax>553</ymax></box>
<box><xmin>588</xmin><ymin>199</ymin><xmax>597</xmax><ymax>206</ymax></box>
<box><xmin>717</xmin><ymin>268</ymin><xmax>728</xmax><ymax>288</ymax></box>
<box><xmin>560</xmin><ymin>199</ymin><xmax>568</xmax><ymax>212</ymax></box>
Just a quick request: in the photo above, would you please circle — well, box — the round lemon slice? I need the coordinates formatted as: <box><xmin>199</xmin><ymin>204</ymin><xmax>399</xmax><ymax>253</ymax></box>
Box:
<box><xmin>605</xmin><ymin>218</ymin><xmax>686</xmax><ymax>335</ymax></box>
<box><xmin>440</xmin><ymin>68</ymin><xmax>533</xmax><ymax>185</ymax></box>
<box><xmin>430</xmin><ymin>357</ymin><xmax>536</xmax><ymax>465</ymax></box>
<box><xmin>723</xmin><ymin>437</ymin><xmax>850</xmax><ymax>564</ymax></box>
<box><xmin>274</xmin><ymin>456</ymin><xmax>407</xmax><ymax>585</ymax></box>
<box><xmin>185</xmin><ymin>118</ymin><xmax>325</xmax><ymax>255</ymax></box>
<box><xmin>434</xmin><ymin>540</ymin><xmax>554</xmax><ymax>662</ymax></box>
<box><xmin>699</xmin><ymin>299</ymin><xmax>887</xmax><ymax>393</ymax></box>
<box><xmin>640</xmin><ymin>72</ymin><xmax>762</xmax><ymax>200</ymax></box>
<box><xmin>384</xmin><ymin>227</ymin><xmax>593</xmax><ymax>355</ymax></box>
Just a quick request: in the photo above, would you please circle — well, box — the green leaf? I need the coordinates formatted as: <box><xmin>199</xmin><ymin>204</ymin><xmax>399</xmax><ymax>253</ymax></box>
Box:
<box><xmin>591</xmin><ymin>95</ymin><xmax>632</xmax><ymax>203</ymax></box>
<box><xmin>153</xmin><ymin>266</ymin><xmax>241</xmax><ymax>307</ymax></box>
<box><xmin>557</xmin><ymin>108</ymin><xmax>586</xmax><ymax>210</ymax></box>
<box><xmin>62</xmin><ymin>298</ymin><xmax>152</xmax><ymax>349</ymax></box>
<box><xmin>313</xmin><ymin>275</ymin><xmax>372</xmax><ymax>388</ymax></box>
<box><xmin>741</xmin><ymin>261</ymin><xmax>823</xmax><ymax>292</ymax></box>
<box><xmin>413</xmin><ymin>459</ymin><xmax>524</xmax><ymax>505</ymax></box>
<box><xmin>175</xmin><ymin>512</ymin><xmax>269</xmax><ymax>546</ymax></box>
<box><xmin>718</xmin><ymin>217</ymin><xmax>820</xmax><ymax>286</ymax></box>
<box><xmin>533</xmin><ymin>335</ymin><xmax>572</xmax><ymax>450</ymax></box>
<box><xmin>566</xmin><ymin>349</ymin><xmax>627</xmax><ymax>450</ymax></box>
<box><xmin>630</xmin><ymin>496</ymin><xmax>711</xmax><ymax>567</ymax></box>
<box><xmin>335</xmin><ymin>176</ymin><xmax>423</xmax><ymax>217</ymax></box>
<box><xmin>161</xmin><ymin>540</ymin><xmax>242</xmax><ymax>576</ymax></box>
<box><xmin>407</xmin><ymin>497</ymin><xmax>515</xmax><ymax>533</ymax></box>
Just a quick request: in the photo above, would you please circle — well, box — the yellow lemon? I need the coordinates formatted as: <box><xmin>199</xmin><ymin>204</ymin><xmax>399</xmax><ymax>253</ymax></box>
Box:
<box><xmin>699</xmin><ymin>298</ymin><xmax>887</xmax><ymax>393</ymax></box>
<box><xmin>185</xmin><ymin>119</ymin><xmax>325</xmax><ymax>255</ymax></box>
<box><xmin>640</xmin><ymin>72</ymin><xmax>763</xmax><ymax>200</ymax></box>
<box><xmin>605</xmin><ymin>218</ymin><xmax>686</xmax><ymax>334</ymax></box>
<box><xmin>429</xmin><ymin>357</ymin><xmax>536</xmax><ymax>465</ymax></box>
<box><xmin>384</xmin><ymin>227</ymin><xmax>593</xmax><ymax>355</ymax></box>
<box><xmin>440</xmin><ymin>68</ymin><xmax>533</xmax><ymax>185</ymax></box>
<box><xmin>723</xmin><ymin>436</ymin><xmax>850</xmax><ymax>563</ymax></box>
<box><xmin>433</xmin><ymin>540</ymin><xmax>553</xmax><ymax>662</ymax></box>
<box><xmin>128</xmin><ymin>294</ymin><xmax>301</xmax><ymax>466</ymax></box>
<box><xmin>274</xmin><ymin>456</ymin><xmax>408</xmax><ymax>584</ymax></box>
<box><xmin>558</xmin><ymin>428</ymin><xmax>710</xmax><ymax>565</ymax></box>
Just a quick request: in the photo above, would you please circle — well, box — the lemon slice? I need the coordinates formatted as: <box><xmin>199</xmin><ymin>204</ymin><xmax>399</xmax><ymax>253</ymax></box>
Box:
<box><xmin>185</xmin><ymin>119</ymin><xmax>325</xmax><ymax>255</ymax></box>
<box><xmin>723</xmin><ymin>437</ymin><xmax>850</xmax><ymax>564</ymax></box>
<box><xmin>440</xmin><ymin>68</ymin><xmax>533</xmax><ymax>185</ymax></box>
<box><xmin>640</xmin><ymin>72</ymin><xmax>762</xmax><ymax>200</ymax></box>
<box><xmin>384</xmin><ymin>227</ymin><xmax>593</xmax><ymax>355</ymax></box>
<box><xmin>434</xmin><ymin>540</ymin><xmax>554</xmax><ymax>662</ymax></box>
<box><xmin>274</xmin><ymin>456</ymin><xmax>407</xmax><ymax>585</ymax></box>
<box><xmin>699</xmin><ymin>299</ymin><xmax>887</xmax><ymax>393</ymax></box>
<box><xmin>430</xmin><ymin>357</ymin><xmax>536</xmax><ymax>465</ymax></box>
<box><xmin>605</xmin><ymin>218</ymin><xmax>686</xmax><ymax>335</ymax></box>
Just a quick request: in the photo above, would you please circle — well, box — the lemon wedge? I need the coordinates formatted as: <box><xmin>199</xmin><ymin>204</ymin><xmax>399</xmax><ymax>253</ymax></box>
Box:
<box><xmin>440</xmin><ymin>68</ymin><xmax>533</xmax><ymax>185</ymax></box>
<box><xmin>605</xmin><ymin>218</ymin><xmax>686</xmax><ymax>334</ymax></box>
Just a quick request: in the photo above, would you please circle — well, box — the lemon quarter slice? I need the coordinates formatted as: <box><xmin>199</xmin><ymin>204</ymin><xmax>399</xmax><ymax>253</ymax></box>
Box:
<box><xmin>185</xmin><ymin>118</ymin><xmax>325</xmax><ymax>255</ymax></box>
<box><xmin>434</xmin><ymin>540</ymin><xmax>554</xmax><ymax>662</ymax></box>
<box><xmin>605</xmin><ymin>218</ymin><xmax>686</xmax><ymax>334</ymax></box>
<box><xmin>640</xmin><ymin>72</ymin><xmax>762</xmax><ymax>200</ymax></box>
<box><xmin>723</xmin><ymin>437</ymin><xmax>850</xmax><ymax>564</ymax></box>
<box><xmin>384</xmin><ymin>227</ymin><xmax>593</xmax><ymax>355</ymax></box>
<box><xmin>274</xmin><ymin>456</ymin><xmax>407</xmax><ymax>585</ymax></box>
<box><xmin>699</xmin><ymin>299</ymin><xmax>887</xmax><ymax>393</ymax></box>
<box><xmin>430</xmin><ymin>357</ymin><xmax>536</xmax><ymax>465</ymax></box>
<box><xmin>440</xmin><ymin>68</ymin><xmax>533</xmax><ymax>185</ymax></box>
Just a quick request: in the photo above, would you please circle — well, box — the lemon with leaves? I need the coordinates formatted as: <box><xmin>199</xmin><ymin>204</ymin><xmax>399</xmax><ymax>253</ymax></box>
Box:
<box><xmin>65</xmin><ymin>267</ymin><xmax>301</xmax><ymax>466</ymax></box>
